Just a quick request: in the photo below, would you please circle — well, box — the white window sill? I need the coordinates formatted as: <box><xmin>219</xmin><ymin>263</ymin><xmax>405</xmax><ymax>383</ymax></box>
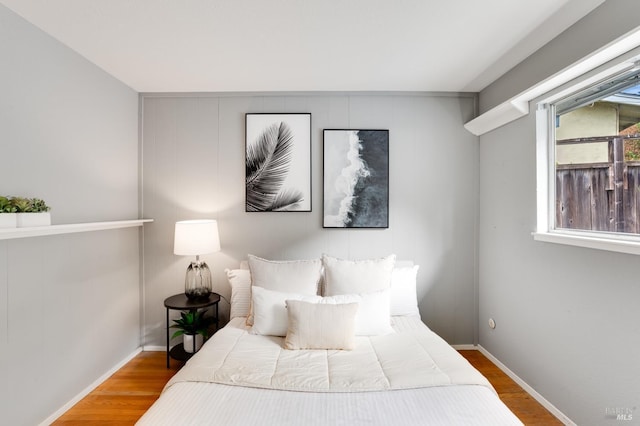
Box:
<box><xmin>533</xmin><ymin>231</ymin><xmax>640</xmax><ymax>256</ymax></box>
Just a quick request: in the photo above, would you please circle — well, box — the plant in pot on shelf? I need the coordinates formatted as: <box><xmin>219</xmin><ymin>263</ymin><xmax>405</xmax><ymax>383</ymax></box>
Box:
<box><xmin>0</xmin><ymin>196</ymin><xmax>17</xmax><ymax>229</ymax></box>
<box><xmin>170</xmin><ymin>310</ymin><xmax>212</xmax><ymax>353</ymax></box>
<box><xmin>12</xmin><ymin>197</ymin><xmax>51</xmax><ymax>227</ymax></box>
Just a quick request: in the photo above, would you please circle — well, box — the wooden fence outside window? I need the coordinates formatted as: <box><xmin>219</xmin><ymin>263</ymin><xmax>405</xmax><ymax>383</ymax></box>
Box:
<box><xmin>556</xmin><ymin>136</ymin><xmax>640</xmax><ymax>234</ymax></box>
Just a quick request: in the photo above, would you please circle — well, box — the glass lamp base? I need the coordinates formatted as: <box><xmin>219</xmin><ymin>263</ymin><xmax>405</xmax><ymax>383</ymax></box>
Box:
<box><xmin>184</xmin><ymin>260</ymin><xmax>212</xmax><ymax>301</ymax></box>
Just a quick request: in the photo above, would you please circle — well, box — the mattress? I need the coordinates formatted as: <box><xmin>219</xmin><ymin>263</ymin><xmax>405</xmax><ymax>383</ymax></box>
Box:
<box><xmin>138</xmin><ymin>316</ymin><xmax>523</xmax><ymax>425</ymax></box>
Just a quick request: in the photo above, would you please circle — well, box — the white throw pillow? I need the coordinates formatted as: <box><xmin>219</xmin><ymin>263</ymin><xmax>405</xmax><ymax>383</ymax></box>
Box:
<box><xmin>225</xmin><ymin>269</ymin><xmax>252</xmax><ymax>320</ymax></box>
<box><xmin>248</xmin><ymin>255</ymin><xmax>322</xmax><ymax>294</ymax></box>
<box><xmin>320</xmin><ymin>290</ymin><xmax>393</xmax><ymax>336</ymax></box>
<box><xmin>247</xmin><ymin>255</ymin><xmax>323</xmax><ymax>325</ymax></box>
<box><xmin>250</xmin><ymin>286</ymin><xmax>321</xmax><ymax>336</ymax></box>
<box><xmin>390</xmin><ymin>265</ymin><xmax>420</xmax><ymax>316</ymax></box>
<box><xmin>322</xmin><ymin>254</ymin><xmax>396</xmax><ymax>296</ymax></box>
<box><xmin>284</xmin><ymin>300</ymin><xmax>358</xmax><ymax>350</ymax></box>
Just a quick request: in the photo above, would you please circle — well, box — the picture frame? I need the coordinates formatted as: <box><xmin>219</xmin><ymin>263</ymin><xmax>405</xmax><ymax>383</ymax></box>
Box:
<box><xmin>323</xmin><ymin>129</ymin><xmax>389</xmax><ymax>228</ymax></box>
<box><xmin>245</xmin><ymin>113</ymin><xmax>312</xmax><ymax>212</ymax></box>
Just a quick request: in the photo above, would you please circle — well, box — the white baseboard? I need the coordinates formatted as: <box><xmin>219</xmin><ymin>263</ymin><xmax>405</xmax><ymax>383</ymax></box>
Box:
<box><xmin>451</xmin><ymin>344</ymin><xmax>477</xmax><ymax>350</ymax></box>
<box><xmin>39</xmin><ymin>347</ymin><xmax>143</xmax><ymax>426</ymax></box>
<box><xmin>476</xmin><ymin>345</ymin><xmax>576</xmax><ymax>426</ymax></box>
<box><xmin>143</xmin><ymin>345</ymin><xmax>166</xmax><ymax>352</ymax></box>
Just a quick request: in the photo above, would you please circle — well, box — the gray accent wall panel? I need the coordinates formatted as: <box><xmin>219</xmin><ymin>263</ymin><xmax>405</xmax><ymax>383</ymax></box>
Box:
<box><xmin>1</xmin><ymin>232</ymin><xmax>140</xmax><ymax>425</ymax></box>
<box><xmin>0</xmin><ymin>5</ymin><xmax>140</xmax><ymax>424</ymax></box>
<box><xmin>478</xmin><ymin>5</ymin><xmax>640</xmax><ymax>421</ymax></box>
<box><xmin>0</xmin><ymin>242</ymin><xmax>7</xmax><ymax>422</ymax></box>
<box><xmin>0</xmin><ymin>5</ymin><xmax>138</xmax><ymax>223</ymax></box>
<box><xmin>480</xmin><ymin>111</ymin><xmax>640</xmax><ymax>426</ymax></box>
<box><xmin>142</xmin><ymin>93</ymin><xmax>479</xmax><ymax>348</ymax></box>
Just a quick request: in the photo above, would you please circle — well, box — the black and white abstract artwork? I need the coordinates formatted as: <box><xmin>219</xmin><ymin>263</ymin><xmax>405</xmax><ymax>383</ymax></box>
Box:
<box><xmin>323</xmin><ymin>129</ymin><xmax>389</xmax><ymax>228</ymax></box>
<box><xmin>246</xmin><ymin>113</ymin><xmax>311</xmax><ymax>212</ymax></box>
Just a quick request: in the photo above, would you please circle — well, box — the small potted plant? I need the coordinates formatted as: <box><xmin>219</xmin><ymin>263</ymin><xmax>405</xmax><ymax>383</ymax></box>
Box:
<box><xmin>13</xmin><ymin>197</ymin><xmax>51</xmax><ymax>227</ymax></box>
<box><xmin>0</xmin><ymin>196</ymin><xmax>17</xmax><ymax>228</ymax></box>
<box><xmin>170</xmin><ymin>310</ymin><xmax>212</xmax><ymax>353</ymax></box>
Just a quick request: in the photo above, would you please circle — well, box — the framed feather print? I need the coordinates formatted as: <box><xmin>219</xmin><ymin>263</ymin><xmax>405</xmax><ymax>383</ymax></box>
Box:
<box><xmin>323</xmin><ymin>129</ymin><xmax>389</xmax><ymax>228</ymax></box>
<box><xmin>245</xmin><ymin>113</ymin><xmax>311</xmax><ymax>212</ymax></box>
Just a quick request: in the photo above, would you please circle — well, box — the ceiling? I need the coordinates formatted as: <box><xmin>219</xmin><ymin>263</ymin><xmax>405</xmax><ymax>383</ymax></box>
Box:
<box><xmin>1</xmin><ymin>0</ymin><xmax>606</xmax><ymax>93</ymax></box>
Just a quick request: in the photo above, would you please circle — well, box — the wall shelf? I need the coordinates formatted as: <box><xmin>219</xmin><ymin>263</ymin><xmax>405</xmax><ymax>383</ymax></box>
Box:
<box><xmin>0</xmin><ymin>219</ymin><xmax>153</xmax><ymax>240</ymax></box>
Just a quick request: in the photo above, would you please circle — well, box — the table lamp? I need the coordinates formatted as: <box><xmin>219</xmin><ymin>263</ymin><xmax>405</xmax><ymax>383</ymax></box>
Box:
<box><xmin>174</xmin><ymin>219</ymin><xmax>221</xmax><ymax>300</ymax></box>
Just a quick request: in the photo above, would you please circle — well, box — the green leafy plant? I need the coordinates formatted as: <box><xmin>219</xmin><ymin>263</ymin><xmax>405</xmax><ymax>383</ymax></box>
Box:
<box><xmin>170</xmin><ymin>310</ymin><xmax>211</xmax><ymax>339</ymax></box>
<box><xmin>0</xmin><ymin>196</ymin><xmax>17</xmax><ymax>213</ymax></box>
<box><xmin>7</xmin><ymin>197</ymin><xmax>51</xmax><ymax>212</ymax></box>
<box><xmin>30</xmin><ymin>198</ymin><xmax>51</xmax><ymax>212</ymax></box>
<box><xmin>625</xmin><ymin>138</ymin><xmax>640</xmax><ymax>161</ymax></box>
<box><xmin>10</xmin><ymin>197</ymin><xmax>32</xmax><ymax>212</ymax></box>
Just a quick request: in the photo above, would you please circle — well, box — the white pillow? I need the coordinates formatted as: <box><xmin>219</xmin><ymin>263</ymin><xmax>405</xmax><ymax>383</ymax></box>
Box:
<box><xmin>247</xmin><ymin>255</ymin><xmax>322</xmax><ymax>325</ymax></box>
<box><xmin>284</xmin><ymin>300</ymin><xmax>358</xmax><ymax>350</ymax></box>
<box><xmin>248</xmin><ymin>255</ymin><xmax>322</xmax><ymax>294</ymax></box>
<box><xmin>319</xmin><ymin>290</ymin><xmax>393</xmax><ymax>336</ymax></box>
<box><xmin>225</xmin><ymin>269</ymin><xmax>252</xmax><ymax>319</ymax></box>
<box><xmin>322</xmin><ymin>254</ymin><xmax>396</xmax><ymax>296</ymax></box>
<box><xmin>390</xmin><ymin>265</ymin><xmax>420</xmax><ymax>316</ymax></box>
<box><xmin>250</xmin><ymin>286</ymin><xmax>321</xmax><ymax>336</ymax></box>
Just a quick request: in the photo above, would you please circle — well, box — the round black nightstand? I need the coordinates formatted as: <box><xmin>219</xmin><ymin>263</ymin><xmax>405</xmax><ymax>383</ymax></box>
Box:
<box><xmin>164</xmin><ymin>293</ymin><xmax>220</xmax><ymax>368</ymax></box>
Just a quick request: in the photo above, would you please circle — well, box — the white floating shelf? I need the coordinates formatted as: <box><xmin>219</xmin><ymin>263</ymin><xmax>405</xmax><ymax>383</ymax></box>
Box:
<box><xmin>0</xmin><ymin>219</ymin><xmax>153</xmax><ymax>240</ymax></box>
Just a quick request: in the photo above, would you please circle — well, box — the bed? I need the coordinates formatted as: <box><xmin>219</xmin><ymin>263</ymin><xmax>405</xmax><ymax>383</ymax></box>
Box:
<box><xmin>138</xmin><ymin>255</ymin><xmax>523</xmax><ymax>425</ymax></box>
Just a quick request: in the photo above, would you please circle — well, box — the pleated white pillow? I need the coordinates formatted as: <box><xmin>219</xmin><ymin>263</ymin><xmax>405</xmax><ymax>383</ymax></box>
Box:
<box><xmin>248</xmin><ymin>255</ymin><xmax>322</xmax><ymax>294</ymax></box>
<box><xmin>247</xmin><ymin>255</ymin><xmax>323</xmax><ymax>325</ymax></box>
<box><xmin>390</xmin><ymin>265</ymin><xmax>420</xmax><ymax>316</ymax></box>
<box><xmin>250</xmin><ymin>286</ymin><xmax>321</xmax><ymax>336</ymax></box>
<box><xmin>320</xmin><ymin>290</ymin><xmax>393</xmax><ymax>336</ymax></box>
<box><xmin>225</xmin><ymin>268</ymin><xmax>252</xmax><ymax>320</ymax></box>
<box><xmin>322</xmin><ymin>254</ymin><xmax>396</xmax><ymax>295</ymax></box>
<box><xmin>284</xmin><ymin>300</ymin><xmax>358</xmax><ymax>350</ymax></box>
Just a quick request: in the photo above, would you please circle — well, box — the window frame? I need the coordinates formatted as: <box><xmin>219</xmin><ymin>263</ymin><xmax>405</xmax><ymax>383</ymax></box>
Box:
<box><xmin>534</xmin><ymin>55</ymin><xmax>640</xmax><ymax>256</ymax></box>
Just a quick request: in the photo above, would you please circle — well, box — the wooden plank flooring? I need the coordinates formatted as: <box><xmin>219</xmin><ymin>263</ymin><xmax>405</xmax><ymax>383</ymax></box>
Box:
<box><xmin>459</xmin><ymin>350</ymin><xmax>562</xmax><ymax>425</ymax></box>
<box><xmin>53</xmin><ymin>350</ymin><xmax>561</xmax><ymax>425</ymax></box>
<box><xmin>53</xmin><ymin>352</ymin><xmax>179</xmax><ymax>425</ymax></box>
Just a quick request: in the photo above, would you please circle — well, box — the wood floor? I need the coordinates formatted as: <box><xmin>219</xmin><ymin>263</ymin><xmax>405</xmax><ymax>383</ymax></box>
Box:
<box><xmin>459</xmin><ymin>351</ymin><xmax>562</xmax><ymax>425</ymax></box>
<box><xmin>53</xmin><ymin>352</ymin><xmax>180</xmax><ymax>425</ymax></box>
<box><xmin>53</xmin><ymin>350</ymin><xmax>561</xmax><ymax>425</ymax></box>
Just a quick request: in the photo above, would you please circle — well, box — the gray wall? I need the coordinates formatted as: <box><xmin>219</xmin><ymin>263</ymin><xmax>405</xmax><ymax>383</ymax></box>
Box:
<box><xmin>0</xmin><ymin>6</ymin><xmax>140</xmax><ymax>425</ymax></box>
<box><xmin>141</xmin><ymin>93</ymin><xmax>480</xmax><ymax>348</ymax></box>
<box><xmin>478</xmin><ymin>2</ymin><xmax>640</xmax><ymax>425</ymax></box>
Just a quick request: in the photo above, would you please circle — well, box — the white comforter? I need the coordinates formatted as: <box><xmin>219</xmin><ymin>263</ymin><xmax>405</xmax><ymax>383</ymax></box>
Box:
<box><xmin>166</xmin><ymin>316</ymin><xmax>493</xmax><ymax>393</ymax></box>
<box><xmin>139</xmin><ymin>316</ymin><xmax>523</xmax><ymax>425</ymax></box>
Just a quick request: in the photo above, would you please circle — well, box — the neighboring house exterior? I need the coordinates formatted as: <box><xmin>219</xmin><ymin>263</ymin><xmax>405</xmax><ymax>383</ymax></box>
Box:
<box><xmin>556</xmin><ymin>102</ymin><xmax>615</xmax><ymax>164</ymax></box>
<box><xmin>556</xmin><ymin>100</ymin><xmax>640</xmax><ymax>164</ymax></box>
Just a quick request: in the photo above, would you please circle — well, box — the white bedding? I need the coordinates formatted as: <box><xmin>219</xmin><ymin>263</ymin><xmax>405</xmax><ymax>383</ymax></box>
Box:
<box><xmin>138</xmin><ymin>316</ymin><xmax>523</xmax><ymax>425</ymax></box>
<box><xmin>138</xmin><ymin>381</ymin><xmax>521</xmax><ymax>426</ymax></box>
<box><xmin>165</xmin><ymin>316</ymin><xmax>492</xmax><ymax>393</ymax></box>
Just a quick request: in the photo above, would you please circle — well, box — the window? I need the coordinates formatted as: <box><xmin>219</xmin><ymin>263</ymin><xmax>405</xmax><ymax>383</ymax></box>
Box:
<box><xmin>536</xmin><ymin>64</ymin><xmax>640</xmax><ymax>254</ymax></box>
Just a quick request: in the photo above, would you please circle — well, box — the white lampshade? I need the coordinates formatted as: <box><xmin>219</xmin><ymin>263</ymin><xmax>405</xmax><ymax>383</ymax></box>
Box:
<box><xmin>174</xmin><ymin>220</ymin><xmax>221</xmax><ymax>256</ymax></box>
